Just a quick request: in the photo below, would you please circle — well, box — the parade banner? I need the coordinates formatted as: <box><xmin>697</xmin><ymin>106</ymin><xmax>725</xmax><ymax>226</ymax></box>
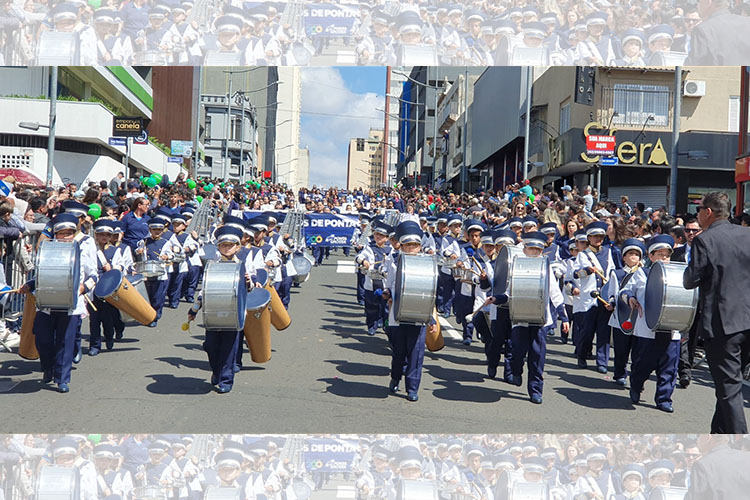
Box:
<box><xmin>303</xmin><ymin>3</ymin><xmax>358</xmax><ymax>38</ymax></box>
<box><xmin>302</xmin><ymin>438</ymin><xmax>358</xmax><ymax>472</ymax></box>
<box><xmin>238</xmin><ymin>211</ymin><xmax>358</xmax><ymax>248</ymax></box>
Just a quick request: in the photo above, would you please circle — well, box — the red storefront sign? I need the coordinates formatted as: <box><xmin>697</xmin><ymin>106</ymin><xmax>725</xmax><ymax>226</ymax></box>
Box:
<box><xmin>586</xmin><ymin>135</ymin><xmax>616</xmax><ymax>156</ymax></box>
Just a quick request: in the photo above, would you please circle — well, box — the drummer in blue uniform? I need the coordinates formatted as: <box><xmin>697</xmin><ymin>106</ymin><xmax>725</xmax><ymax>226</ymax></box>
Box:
<box><xmin>355</xmin><ymin>219</ymin><xmax>390</xmax><ymax>336</ymax></box>
<box><xmin>454</xmin><ymin>219</ymin><xmax>485</xmax><ymax>345</ymax></box>
<box><xmin>109</xmin><ymin>220</ymin><xmax>133</xmax><ymax>341</ymax></box>
<box><xmin>604</xmin><ymin>238</ymin><xmax>645</xmax><ymax>386</ymax></box>
<box><xmin>351</xmin><ymin>211</ymin><xmax>370</xmax><ymax>306</ymax></box>
<box><xmin>19</xmin><ymin>213</ymin><xmax>98</xmax><ymax>393</ymax></box>
<box><xmin>381</xmin><ymin>221</ymin><xmax>438</xmax><ymax>402</ymax></box>
<box><xmin>180</xmin><ymin>206</ymin><xmax>202</xmax><ymax>304</ymax></box>
<box><xmin>89</xmin><ymin>219</ymin><xmax>118</xmax><ymax>355</ymax></box>
<box><xmin>484</xmin><ymin>229</ymin><xmax>517</xmax><ymax>381</ymax></box>
<box><xmin>574</xmin><ymin>221</ymin><xmax>619</xmax><ymax>373</ymax></box>
<box><xmin>487</xmin><ymin>231</ymin><xmax>569</xmax><ymax>404</ymax></box>
<box><xmin>166</xmin><ymin>212</ymin><xmax>197</xmax><ymax>309</ymax></box>
<box><xmin>437</xmin><ymin>214</ymin><xmax>462</xmax><ymax>318</ymax></box>
<box><xmin>138</xmin><ymin>217</ymin><xmax>174</xmax><ymax>327</ymax></box>
<box><xmin>187</xmin><ymin>226</ymin><xmax>258</xmax><ymax>393</ymax></box>
<box><xmin>619</xmin><ymin>234</ymin><xmax>681</xmax><ymax>413</ymax></box>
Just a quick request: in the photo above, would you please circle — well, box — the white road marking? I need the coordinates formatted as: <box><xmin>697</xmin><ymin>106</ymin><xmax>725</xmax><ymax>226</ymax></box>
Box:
<box><xmin>336</xmin><ymin>485</ymin><xmax>356</xmax><ymax>498</ymax></box>
<box><xmin>336</xmin><ymin>50</ymin><xmax>356</xmax><ymax>64</ymax></box>
<box><xmin>438</xmin><ymin>317</ymin><xmax>462</xmax><ymax>340</ymax></box>
<box><xmin>337</xmin><ymin>261</ymin><xmax>355</xmax><ymax>274</ymax></box>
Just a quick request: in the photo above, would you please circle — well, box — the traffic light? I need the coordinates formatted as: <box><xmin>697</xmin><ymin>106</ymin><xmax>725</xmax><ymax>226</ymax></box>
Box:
<box><xmin>574</xmin><ymin>67</ymin><xmax>596</xmax><ymax>106</ymax></box>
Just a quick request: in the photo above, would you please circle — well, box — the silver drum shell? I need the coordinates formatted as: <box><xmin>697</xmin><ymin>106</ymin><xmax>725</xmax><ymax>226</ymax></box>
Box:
<box><xmin>394</xmin><ymin>254</ymin><xmax>438</xmax><ymax>324</ymax></box>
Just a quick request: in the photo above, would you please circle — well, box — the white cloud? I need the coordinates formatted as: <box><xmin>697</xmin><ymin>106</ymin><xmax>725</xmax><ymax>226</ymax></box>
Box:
<box><xmin>300</xmin><ymin>68</ymin><xmax>384</xmax><ymax>188</ymax></box>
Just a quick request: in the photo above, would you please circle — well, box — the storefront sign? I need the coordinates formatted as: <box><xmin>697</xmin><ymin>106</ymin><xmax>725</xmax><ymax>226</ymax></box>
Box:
<box><xmin>586</xmin><ymin>135</ymin><xmax>616</xmax><ymax>155</ymax></box>
<box><xmin>112</xmin><ymin>116</ymin><xmax>143</xmax><ymax>137</ymax></box>
<box><xmin>580</xmin><ymin>121</ymin><xmax>668</xmax><ymax>166</ymax></box>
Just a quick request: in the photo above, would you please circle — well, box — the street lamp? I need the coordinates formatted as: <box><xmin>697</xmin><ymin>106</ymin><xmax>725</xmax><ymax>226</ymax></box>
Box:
<box><xmin>18</xmin><ymin>67</ymin><xmax>57</xmax><ymax>187</ymax></box>
<box><xmin>386</xmin><ymin>92</ymin><xmax>421</xmax><ymax>185</ymax></box>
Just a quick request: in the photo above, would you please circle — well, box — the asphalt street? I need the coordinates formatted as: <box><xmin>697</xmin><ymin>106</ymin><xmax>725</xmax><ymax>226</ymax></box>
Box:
<box><xmin>1</xmin><ymin>252</ymin><xmax>747</xmax><ymax>434</ymax></box>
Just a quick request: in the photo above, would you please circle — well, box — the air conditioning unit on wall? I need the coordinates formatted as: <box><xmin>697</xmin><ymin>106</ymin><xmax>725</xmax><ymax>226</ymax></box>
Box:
<box><xmin>683</xmin><ymin>80</ymin><xmax>706</xmax><ymax>97</ymax></box>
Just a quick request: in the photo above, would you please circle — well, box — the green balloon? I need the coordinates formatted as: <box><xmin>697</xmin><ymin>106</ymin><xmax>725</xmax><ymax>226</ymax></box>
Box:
<box><xmin>429</xmin><ymin>203</ymin><xmax>435</xmax><ymax>211</ymax></box>
<box><xmin>151</xmin><ymin>173</ymin><xmax>162</xmax><ymax>184</ymax></box>
<box><xmin>87</xmin><ymin>203</ymin><xmax>101</xmax><ymax>220</ymax></box>
<box><xmin>88</xmin><ymin>434</ymin><xmax>102</xmax><ymax>445</ymax></box>
<box><xmin>207</xmin><ymin>183</ymin><xmax>214</xmax><ymax>190</ymax></box>
<box><xmin>88</xmin><ymin>0</ymin><xmax>100</xmax><ymax>8</ymax></box>
<box><xmin>264</xmin><ymin>180</ymin><xmax>269</xmax><ymax>185</ymax></box>
<box><xmin>187</xmin><ymin>179</ymin><xmax>196</xmax><ymax>189</ymax></box>
<box><xmin>196</xmin><ymin>195</ymin><xmax>203</xmax><ymax>203</ymax></box>
<box><xmin>220</xmin><ymin>182</ymin><xmax>225</xmax><ymax>188</ymax></box>
<box><xmin>146</xmin><ymin>177</ymin><xmax>157</xmax><ymax>188</ymax></box>
<box><xmin>141</xmin><ymin>177</ymin><xmax>149</xmax><ymax>186</ymax></box>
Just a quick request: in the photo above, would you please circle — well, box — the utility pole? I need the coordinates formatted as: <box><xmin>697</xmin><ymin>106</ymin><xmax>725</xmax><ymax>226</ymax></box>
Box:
<box><xmin>523</xmin><ymin>66</ymin><xmax>532</xmax><ymax>182</ymax></box>
<box><xmin>223</xmin><ymin>72</ymin><xmax>232</xmax><ymax>179</ymax></box>
<box><xmin>193</xmin><ymin>66</ymin><xmax>202</xmax><ymax>179</ymax></box>
<box><xmin>460</xmin><ymin>68</ymin><xmax>468</xmax><ymax>193</ymax></box>
<box><xmin>669</xmin><ymin>66</ymin><xmax>682</xmax><ymax>215</ymax></box>
<box><xmin>47</xmin><ymin>66</ymin><xmax>57</xmax><ymax>187</ymax></box>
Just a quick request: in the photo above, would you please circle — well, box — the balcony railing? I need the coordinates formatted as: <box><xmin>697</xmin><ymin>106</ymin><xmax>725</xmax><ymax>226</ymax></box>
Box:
<box><xmin>599</xmin><ymin>86</ymin><xmax>674</xmax><ymax>130</ymax></box>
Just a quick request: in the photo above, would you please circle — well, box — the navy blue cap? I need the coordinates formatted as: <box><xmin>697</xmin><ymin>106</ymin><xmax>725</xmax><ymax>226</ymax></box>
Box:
<box><xmin>622</xmin><ymin>464</ymin><xmax>646</xmax><ymax>482</ymax></box>
<box><xmin>621</xmin><ymin>28</ymin><xmax>645</xmax><ymax>46</ymax></box>
<box><xmin>396</xmin><ymin>10</ymin><xmax>422</xmax><ymax>34</ymax></box>
<box><xmin>507</xmin><ymin>216</ymin><xmax>523</xmax><ymax>228</ymax></box>
<box><xmin>494</xmin><ymin>18</ymin><xmax>517</xmax><ymax>35</ymax></box>
<box><xmin>540</xmin><ymin>222</ymin><xmax>558</xmax><ymax>235</ymax></box>
<box><xmin>93</xmin><ymin>219</ymin><xmax>115</xmax><ymax>233</ymax></box>
<box><xmin>51</xmin><ymin>213</ymin><xmax>79</xmax><ymax>233</ymax></box>
<box><xmin>522</xmin><ymin>216</ymin><xmax>539</xmax><ymax>228</ymax></box>
<box><xmin>51</xmin><ymin>3</ymin><xmax>78</xmax><ymax>21</ymax></box>
<box><xmin>223</xmin><ymin>215</ymin><xmax>246</xmax><ymax>232</ymax></box>
<box><xmin>214</xmin><ymin>14</ymin><xmax>242</xmax><ymax>32</ymax></box>
<box><xmin>395</xmin><ymin>221</ymin><xmax>423</xmax><ymax>244</ymax></box>
<box><xmin>248</xmin><ymin>217</ymin><xmax>268</xmax><ymax>232</ymax></box>
<box><xmin>648</xmin><ymin>24</ymin><xmax>674</xmax><ymax>44</ymax></box>
<box><xmin>586</xmin><ymin>446</ymin><xmax>607</xmax><ymax>461</ymax></box>
<box><xmin>621</xmin><ymin>238</ymin><xmax>645</xmax><ymax>257</ymax></box>
<box><xmin>522</xmin><ymin>21</ymin><xmax>547</xmax><ymax>38</ymax></box>
<box><xmin>61</xmin><ymin>200</ymin><xmax>89</xmax><ymax>217</ymax></box>
<box><xmin>648</xmin><ymin>459</ymin><xmax>675</xmax><ymax>478</ymax></box>
<box><xmin>586</xmin><ymin>11</ymin><xmax>607</xmax><ymax>26</ymax></box>
<box><xmin>147</xmin><ymin>217</ymin><xmax>166</xmax><ymax>229</ymax></box>
<box><xmin>464</xmin><ymin>219</ymin><xmax>487</xmax><ymax>233</ymax></box>
<box><xmin>585</xmin><ymin>221</ymin><xmax>608</xmax><ymax>236</ymax></box>
<box><xmin>112</xmin><ymin>220</ymin><xmax>123</xmax><ymax>234</ymax></box>
<box><xmin>215</xmin><ymin>226</ymin><xmax>243</xmax><ymax>244</ymax></box>
<box><xmin>396</xmin><ymin>445</ymin><xmax>423</xmax><ymax>469</ymax></box>
<box><xmin>480</xmin><ymin>229</ymin><xmax>495</xmax><ymax>245</ymax></box>
<box><xmin>647</xmin><ymin>234</ymin><xmax>674</xmax><ymax>254</ymax></box>
<box><xmin>522</xmin><ymin>231</ymin><xmax>547</xmax><ymax>249</ymax></box>
<box><xmin>495</xmin><ymin>229</ymin><xmax>517</xmax><ymax>245</ymax></box>
<box><xmin>494</xmin><ymin>453</ymin><xmax>517</xmax><ymax>469</ymax></box>
<box><xmin>522</xmin><ymin>456</ymin><xmax>547</xmax><ymax>474</ymax></box>
<box><xmin>171</xmin><ymin>213</ymin><xmax>187</xmax><ymax>225</ymax></box>
<box><xmin>447</xmin><ymin>214</ymin><xmax>463</xmax><ymax>226</ymax></box>
<box><xmin>215</xmin><ymin>450</ymin><xmax>243</xmax><ymax>468</ymax></box>
<box><xmin>52</xmin><ymin>437</ymin><xmax>79</xmax><ymax>457</ymax></box>
<box><xmin>372</xmin><ymin>220</ymin><xmax>390</xmax><ymax>236</ymax></box>
<box><xmin>93</xmin><ymin>8</ymin><xmax>116</xmax><ymax>23</ymax></box>
<box><xmin>574</xmin><ymin>229</ymin><xmax>588</xmax><ymax>242</ymax></box>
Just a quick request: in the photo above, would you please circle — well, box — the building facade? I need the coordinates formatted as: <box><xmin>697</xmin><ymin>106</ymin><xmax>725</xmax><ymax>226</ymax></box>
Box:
<box><xmin>347</xmin><ymin>129</ymin><xmax>384</xmax><ymax>191</ymax></box>
<box><xmin>0</xmin><ymin>66</ymin><xmax>183</xmax><ymax>186</ymax></box>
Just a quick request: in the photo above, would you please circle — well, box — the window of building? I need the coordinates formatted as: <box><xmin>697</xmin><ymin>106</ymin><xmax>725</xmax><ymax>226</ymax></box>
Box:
<box><xmin>356</xmin><ymin>139</ymin><xmax>365</xmax><ymax>151</ymax></box>
<box><xmin>428</xmin><ymin>109</ymin><xmax>435</xmax><ymax>117</ymax></box>
<box><xmin>559</xmin><ymin>102</ymin><xmax>571</xmax><ymax>134</ymax></box>
<box><xmin>231</xmin><ymin>116</ymin><xmax>242</xmax><ymax>141</ymax></box>
<box><xmin>611</xmin><ymin>84</ymin><xmax>670</xmax><ymax>127</ymax></box>
<box><xmin>205</xmin><ymin>116</ymin><xmax>212</xmax><ymax>138</ymax></box>
<box><xmin>730</xmin><ymin>95</ymin><xmax>740</xmax><ymax>132</ymax></box>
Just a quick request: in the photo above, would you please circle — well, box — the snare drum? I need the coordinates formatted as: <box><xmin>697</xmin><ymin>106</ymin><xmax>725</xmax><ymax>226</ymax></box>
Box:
<box><xmin>132</xmin><ymin>50</ymin><xmax>168</xmax><ymax>65</ymax></box>
<box><xmin>95</xmin><ymin>270</ymin><xmax>157</xmax><ymax>326</ymax></box>
<box><xmin>393</xmin><ymin>254</ymin><xmax>438</xmax><ymax>324</ymax></box>
<box><xmin>508</xmin><ymin>481</ymin><xmax>548</xmax><ymax>500</ymax></box>
<box><xmin>644</xmin><ymin>261</ymin><xmax>698</xmax><ymax>332</ymax></box>
<box><xmin>291</xmin><ymin>255</ymin><xmax>312</xmax><ymax>284</ymax></box>
<box><xmin>37</xmin><ymin>465</ymin><xmax>79</xmax><ymax>500</ymax></box>
<box><xmin>493</xmin><ymin>245</ymin><xmax>524</xmax><ymax>296</ymax></box>
<box><xmin>493</xmin><ymin>469</ymin><xmax>524</xmax><ymax>500</ymax></box>
<box><xmin>243</xmin><ymin>288</ymin><xmax>272</xmax><ymax>363</ymax></box>
<box><xmin>136</xmin><ymin>260</ymin><xmax>166</xmax><ymax>279</ymax></box>
<box><xmin>134</xmin><ymin>486</ymin><xmax>167</xmax><ymax>500</ymax></box>
<box><xmin>649</xmin><ymin>487</ymin><xmax>688</xmax><ymax>500</ymax></box>
<box><xmin>508</xmin><ymin>256</ymin><xmax>549</xmax><ymax>325</ymax></box>
<box><xmin>255</xmin><ymin>268</ymin><xmax>270</xmax><ymax>288</ymax></box>
<box><xmin>35</xmin><ymin>240</ymin><xmax>80</xmax><ymax>310</ymax></box>
<box><xmin>202</xmin><ymin>261</ymin><xmax>248</xmax><ymax>331</ymax></box>
<box><xmin>397</xmin><ymin>480</ymin><xmax>438</xmax><ymax>500</ymax></box>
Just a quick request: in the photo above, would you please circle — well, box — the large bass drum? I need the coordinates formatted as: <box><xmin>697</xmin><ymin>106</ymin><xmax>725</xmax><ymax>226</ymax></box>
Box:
<box><xmin>508</xmin><ymin>256</ymin><xmax>549</xmax><ymax>325</ymax></box>
<box><xmin>204</xmin><ymin>486</ymin><xmax>242</xmax><ymax>500</ymax></box>
<box><xmin>493</xmin><ymin>245</ymin><xmax>524</xmax><ymax>296</ymax></box>
<box><xmin>37</xmin><ymin>466</ymin><xmax>79</xmax><ymax>500</ymax></box>
<box><xmin>493</xmin><ymin>469</ymin><xmax>524</xmax><ymax>500</ymax></box>
<box><xmin>645</xmin><ymin>261</ymin><xmax>697</xmax><ymax>331</ymax></box>
<box><xmin>292</xmin><ymin>255</ymin><xmax>312</xmax><ymax>284</ymax></box>
<box><xmin>393</xmin><ymin>254</ymin><xmax>438</xmax><ymax>324</ymax></box>
<box><xmin>119</xmin><ymin>274</ymin><xmax>150</xmax><ymax>326</ymax></box>
<box><xmin>202</xmin><ymin>261</ymin><xmax>247</xmax><ymax>331</ymax></box>
<box><xmin>508</xmin><ymin>482</ymin><xmax>548</xmax><ymax>500</ymax></box>
<box><xmin>35</xmin><ymin>240</ymin><xmax>80</xmax><ymax>311</ymax></box>
<box><xmin>649</xmin><ymin>487</ymin><xmax>687</xmax><ymax>500</ymax></box>
<box><xmin>397</xmin><ymin>480</ymin><xmax>438</xmax><ymax>500</ymax></box>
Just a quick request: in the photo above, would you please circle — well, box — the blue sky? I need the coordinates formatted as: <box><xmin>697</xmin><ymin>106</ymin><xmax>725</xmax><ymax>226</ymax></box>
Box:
<box><xmin>300</xmin><ymin>67</ymin><xmax>386</xmax><ymax>188</ymax></box>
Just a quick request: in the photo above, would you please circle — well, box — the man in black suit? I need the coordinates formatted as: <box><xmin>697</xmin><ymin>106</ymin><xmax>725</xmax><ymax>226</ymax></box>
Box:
<box><xmin>685</xmin><ymin>435</ymin><xmax>750</xmax><ymax>499</ymax></box>
<box><xmin>685</xmin><ymin>0</ymin><xmax>750</xmax><ymax>65</ymax></box>
<box><xmin>674</xmin><ymin>219</ymin><xmax>703</xmax><ymax>387</ymax></box>
<box><xmin>683</xmin><ymin>191</ymin><xmax>750</xmax><ymax>434</ymax></box>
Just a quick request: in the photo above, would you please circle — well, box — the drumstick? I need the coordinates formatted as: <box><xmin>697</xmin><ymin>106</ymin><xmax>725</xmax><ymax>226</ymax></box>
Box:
<box><xmin>470</xmin><ymin>255</ymin><xmax>483</xmax><ymax>271</ymax></box>
<box><xmin>589</xmin><ymin>291</ymin><xmax>611</xmax><ymax>308</ymax></box>
<box><xmin>84</xmin><ymin>294</ymin><xmax>98</xmax><ymax>312</ymax></box>
<box><xmin>0</xmin><ymin>288</ymin><xmax>20</xmax><ymax>296</ymax></box>
<box><xmin>591</xmin><ymin>267</ymin><xmax>609</xmax><ymax>283</ymax></box>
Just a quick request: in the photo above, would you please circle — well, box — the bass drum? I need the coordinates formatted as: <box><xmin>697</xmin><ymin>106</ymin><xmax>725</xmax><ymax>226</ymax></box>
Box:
<box><xmin>509</xmin><ymin>482</ymin><xmax>548</xmax><ymax>500</ymax></box>
<box><xmin>18</xmin><ymin>293</ymin><xmax>39</xmax><ymax>360</ymax></box>
<box><xmin>291</xmin><ymin>479</ymin><xmax>314</xmax><ymax>500</ymax></box>
<box><xmin>35</xmin><ymin>31</ymin><xmax>78</xmax><ymax>65</ymax></box>
<box><xmin>397</xmin><ymin>480</ymin><xmax>438</xmax><ymax>500</ymax></box>
<box><xmin>119</xmin><ymin>274</ymin><xmax>151</xmax><ymax>326</ymax></box>
<box><xmin>94</xmin><ymin>269</ymin><xmax>156</xmax><ymax>326</ymax></box>
<box><xmin>649</xmin><ymin>487</ymin><xmax>687</xmax><ymax>500</ymax></box>
<box><xmin>508</xmin><ymin>256</ymin><xmax>549</xmax><ymax>325</ymax></box>
<box><xmin>204</xmin><ymin>486</ymin><xmax>242</xmax><ymax>500</ymax></box>
<box><xmin>243</xmin><ymin>288</ymin><xmax>272</xmax><ymax>363</ymax></box>
<box><xmin>37</xmin><ymin>466</ymin><xmax>79</xmax><ymax>500</ymax></box>
<box><xmin>202</xmin><ymin>261</ymin><xmax>247</xmax><ymax>331</ymax></box>
<box><xmin>393</xmin><ymin>254</ymin><xmax>438</xmax><ymax>324</ymax></box>
<box><xmin>493</xmin><ymin>469</ymin><xmax>524</xmax><ymax>500</ymax></box>
<box><xmin>493</xmin><ymin>245</ymin><xmax>524</xmax><ymax>296</ymax></box>
<box><xmin>645</xmin><ymin>261</ymin><xmax>697</xmax><ymax>332</ymax></box>
<box><xmin>35</xmin><ymin>240</ymin><xmax>80</xmax><ymax>311</ymax></box>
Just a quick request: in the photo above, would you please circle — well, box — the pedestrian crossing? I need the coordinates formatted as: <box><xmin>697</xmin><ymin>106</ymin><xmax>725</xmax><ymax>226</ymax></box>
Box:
<box><xmin>335</xmin><ymin>50</ymin><xmax>357</xmax><ymax>64</ymax></box>
<box><xmin>438</xmin><ymin>316</ymin><xmax>462</xmax><ymax>340</ymax></box>
<box><xmin>337</xmin><ymin>261</ymin><xmax>356</xmax><ymax>274</ymax></box>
